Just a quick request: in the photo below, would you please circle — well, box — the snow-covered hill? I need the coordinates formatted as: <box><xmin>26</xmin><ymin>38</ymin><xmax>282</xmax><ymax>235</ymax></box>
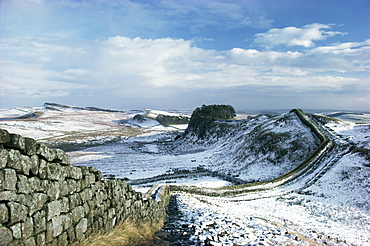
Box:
<box><xmin>0</xmin><ymin>104</ymin><xmax>369</xmax><ymax>245</ymax></box>
<box><xmin>174</xmin><ymin>111</ymin><xmax>321</xmax><ymax>182</ymax></box>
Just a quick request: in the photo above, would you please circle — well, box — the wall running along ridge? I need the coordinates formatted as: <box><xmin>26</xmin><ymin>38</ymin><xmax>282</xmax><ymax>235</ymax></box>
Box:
<box><xmin>0</xmin><ymin>129</ymin><xmax>170</xmax><ymax>246</ymax></box>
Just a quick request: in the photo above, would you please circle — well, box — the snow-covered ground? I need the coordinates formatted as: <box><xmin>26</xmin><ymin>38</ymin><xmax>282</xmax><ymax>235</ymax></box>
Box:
<box><xmin>167</xmin><ymin>117</ymin><xmax>370</xmax><ymax>246</ymax></box>
<box><xmin>0</xmin><ymin>104</ymin><xmax>369</xmax><ymax>245</ymax></box>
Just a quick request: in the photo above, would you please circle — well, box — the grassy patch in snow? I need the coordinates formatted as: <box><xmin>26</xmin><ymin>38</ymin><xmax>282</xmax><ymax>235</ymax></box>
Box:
<box><xmin>73</xmin><ymin>219</ymin><xmax>165</xmax><ymax>246</ymax></box>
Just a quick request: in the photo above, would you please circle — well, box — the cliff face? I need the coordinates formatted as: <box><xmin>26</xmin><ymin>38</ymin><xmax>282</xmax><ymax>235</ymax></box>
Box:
<box><xmin>185</xmin><ymin>104</ymin><xmax>236</xmax><ymax>139</ymax></box>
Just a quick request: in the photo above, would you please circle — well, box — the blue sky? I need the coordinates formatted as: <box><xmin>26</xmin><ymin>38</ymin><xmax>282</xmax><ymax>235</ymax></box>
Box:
<box><xmin>1</xmin><ymin>0</ymin><xmax>369</xmax><ymax>111</ymax></box>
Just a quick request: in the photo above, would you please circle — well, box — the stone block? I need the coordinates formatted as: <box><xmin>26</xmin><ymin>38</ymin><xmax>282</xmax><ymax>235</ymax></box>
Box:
<box><xmin>2</xmin><ymin>169</ymin><xmax>16</xmax><ymax>191</ymax></box>
<box><xmin>46</xmin><ymin>163</ymin><xmax>66</xmax><ymax>181</ymax></box>
<box><xmin>0</xmin><ymin>171</ymin><xmax>3</xmax><ymax>192</ymax></box>
<box><xmin>46</xmin><ymin>181</ymin><xmax>61</xmax><ymax>201</ymax></box>
<box><xmin>57</xmin><ymin>231</ymin><xmax>68</xmax><ymax>246</ymax></box>
<box><xmin>46</xmin><ymin>200</ymin><xmax>62</xmax><ymax>221</ymax></box>
<box><xmin>50</xmin><ymin>216</ymin><xmax>63</xmax><ymax>237</ymax></box>
<box><xmin>0</xmin><ymin>225</ymin><xmax>13</xmax><ymax>246</ymax></box>
<box><xmin>61</xmin><ymin>214</ymin><xmax>72</xmax><ymax>231</ymax></box>
<box><xmin>36</xmin><ymin>143</ymin><xmax>55</xmax><ymax>162</ymax></box>
<box><xmin>0</xmin><ymin>191</ymin><xmax>16</xmax><ymax>202</ymax></box>
<box><xmin>0</xmin><ymin>203</ymin><xmax>9</xmax><ymax>224</ymax></box>
<box><xmin>19</xmin><ymin>155</ymin><xmax>31</xmax><ymax>175</ymax></box>
<box><xmin>35</xmin><ymin>232</ymin><xmax>46</xmax><ymax>246</ymax></box>
<box><xmin>38</xmin><ymin>159</ymin><xmax>48</xmax><ymax>180</ymax></box>
<box><xmin>33</xmin><ymin>210</ymin><xmax>46</xmax><ymax>234</ymax></box>
<box><xmin>0</xmin><ymin>129</ymin><xmax>10</xmax><ymax>144</ymax></box>
<box><xmin>29</xmin><ymin>155</ymin><xmax>39</xmax><ymax>176</ymax></box>
<box><xmin>6</xmin><ymin>149</ymin><xmax>22</xmax><ymax>171</ymax></box>
<box><xmin>8</xmin><ymin>202</ymin><xmax>28</xmax><ymax>224</ymax></box>
<box><xmin>0</xmin><ymin>149</ymin><xmax>8</xmax><ymax>168</ymax></box>
<box><xmin>69</xmin><ymin>193</ymin><xmax>82</xmax><ymax>208</ymax></box>
<box><xmin>6</xmin><ymin>134</ymin><xmax>26</xmax><ymax>152</ymax></box>
<box><xmin>24</xmin><ymin>137</ymin><xmax>37</xmax><ymax>156</ymax></box>
<box><xmin>17</xmin><ymin>174</ymin><xmax>33</xmax><ymax>194</ymax></box>
<box><xmin>53</xmin><ymin>149</ymin><xmax>70</xmax><ymax>165</ymax></box>
<box><xmin>23</xmin><ymin>236</ymin><xmax>36</xmax><ymax>246</ymax></box>
<box><xmin>75</xmin><ymin>218</ymin><xmax>87</xmax><ymax>239</ymax></box>
<box><xmin>60</xmin><ymin>197</ymin><xmax>69</xmax><ymax>214</ymax></box>
<box><xmin>29</xmin><ymin>193</ymin><xmax>48</xmax><ymax>216</ymax></box>
<box><xmin>71</xmin><ymin>206</ymin><xmax>85</xmax><ymax>224</ymax></box>
<box><xmin>10</xmin><ymin>222</ymin><xmax>22</xmax><ymax>239</ymax></box>
<box><xmin>80</xmin><ymin>188</ymin><xmax>92</xmax><ymax>203</ymax></box>
<box><xmin>67</xmin><ymin>226</ymin><xmax>75</xmax><ymax>242</ymax></box>
<box><xmin>22</xmin><ymin>217</ymin><xmax>34</xmax><ymax>238</ymax></box>
<box><xmin>66</xmin><ymin>179</ymin><xmax>80</xmax><ymax>195</ymax></box>
<box><xmin>68</xmin><ymin>166</ymin><xmax>82</xmax><ymax>180</ymax></box>
<box><xmin>28</xmin><ymin>176</ymin><xmax>41</xmax><ymax>192</ymax></box>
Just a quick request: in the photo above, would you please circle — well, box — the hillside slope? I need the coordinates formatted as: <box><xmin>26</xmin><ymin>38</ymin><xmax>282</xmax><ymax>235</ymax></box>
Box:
<box><xmin>174</xmin><ymin>111</ymin><xmax>321</xmax><ymax>182</ymax></box>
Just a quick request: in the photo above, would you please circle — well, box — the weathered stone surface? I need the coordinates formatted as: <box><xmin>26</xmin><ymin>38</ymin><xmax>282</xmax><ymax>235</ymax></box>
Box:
<box><xmin>29</xmin><ymin>155</ymin><xmax>39</xmax><ymax>176</ymax></box>
<box><xmin>35</xmin><ymin>232</ymin><xmax>46</xmax><ymax>246</ymax></box>
<box><xmin>22</xmin><ymin>217</ymin><xmax>34</xmax><ymax>238</ymax></box>
<box><xmin>24</xmin><ymin>236</ymin><xmax>36</xmax><ymax>246</ymax></box>
<box><xmin>17</xmin><ymin>174</ymin><xmax>33</xmax><ymax>194</ymax></box>
<box><xmin>50</xmin><ymin>216</ymin><xmax>63</xmax><ymax>237</ymax></box>
<box><xmin>24</xmin><ymin>137</ymin><xmax>37</xmax><ymax>156</ymax></box>
<box><xmin>46</xmin><ymin>162</ymin><xmax>66</xmax><ymax>181</ymax></box>
<box><xmin>69</xmin><ymin>193</ymin><xmax>82</xmax><ymax>208</ymax></box>
<box><xmin>53</xmin><ymin>149</ymin><xmax>70</xmax><ymax>165</ymax></box>
<box><xmin>7</xmin><ymin>134</ymin><xmax>26</xmax><ymax>152</ymax></box>
<box><xmin>10</xmin><ymin>222</ymin><xmax>22</xmax><ymax>239</ymax></box>
<box><xmin>0</xmin><ymin>191</ymin><xmax>16</xmax><ymax>202</ymax></box>
<box><xmin>46</xmin><ymin>181</ymin><xmax>61</xmax><ymax>201</ymax></box>
<box><xmin>33</xmin><ymin>210</ymin><xmax>46</xmax><ymax>234</ymax></box>
<box><xmin>36</xmin><ymin>143</ymin><xmax>55</xmax><ymax>162</ymax></box>
<box><xmin>0</xmin><ymin>171</ymin><xmax>3</xmax><ymax>192</ymax></box>
<box><xmin>28</xmin><ymin>176</ymin><xmax>41</xmax><ymax>192</ymax></box>
<box><xmin>61</xmin><ymin>214</ymin><xmax>72</xmax><ymax>231</ymax></box>
<box><xmin>38</xmin><ymin>159</ymin><xmax>48</xmax><ymax>179</ymax></box>
<box><xmin>80</xmin><ymin>188</ymin><xmax>92</xmax><ymax>203</ymax></box>
<box><xmin>66</xmin><ymin>179</ymin><xmax>80</xmax><ymax>195</ymax></box>
<box><xmin>6</xmin><ymin>149</ymin><xmax>22</xmax><ymax>171</ymax></box>
<box><xmin>8</xmin><ymin>202</ymin><xmax>28</xmax><ymax>224</ymax></box>
<box><xmin>0</xmin><ymin>203</ymin><xmax>9</xmax><ymax>224</ymax></box>
<box><xmin>0</xmin><ymin>149</ymin><xmax>8</xmax><ymax>168</ymax></box>
<box><xmin>3</xmin><ymin>168</ymin><xmax>17</xmax><ymax>191</ymax></box>
<box><xmin>29</xmin><ymin>193</ymin><xmax>48</xmax><ymax>216</ymax></box>
<box><xmin>0</xmin><ymin>226</ymin><xmax>13</xmax><ymax>246</ymax></box>
<box><xmin>75</xmin><ymin>218</ymin><xmax>87</xmax><ymax>239</ymax></box>
<box><xmin>71</xmin><ymin>206</ymin><xmax>85</xmax><ymax>224</ymax></box>
<box><xmin>19</xmin><ymin>155</ymin><xmax>31</xmax><ymax>175</ymax></box>
<box><xmin>46</xmin><ymin>200</ymin><xmax>62</xmax><ymax>221</ymax></box>
<box><xmin>0</xmin><ymin>129</ymin><xmax>10</xmax><ymax>144</ymax></box>
<box><xmin>60</xmin><ymin>197</ymin><xmax>69</xmax><ymax>214</ymax></box>
<box><xmin>68</xmin><ymin>166</ymin><xmax>82</xmax><ymax>180</ymax></box>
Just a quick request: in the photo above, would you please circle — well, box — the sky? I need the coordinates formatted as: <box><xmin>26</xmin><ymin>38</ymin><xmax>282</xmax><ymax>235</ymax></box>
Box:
<box><xmin>0</xmin><ymin>0</ymin><xmax>369</xmax><ymax>111</ymax></box>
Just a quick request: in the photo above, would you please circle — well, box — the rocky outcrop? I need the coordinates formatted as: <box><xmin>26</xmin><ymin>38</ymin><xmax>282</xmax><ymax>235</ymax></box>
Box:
<box><xmin>0</xmin><ymin>129</ymin><xmax>169</xmax><ymax>245</ymax></box>
<box><xmin>185</xmin><ymin>104</ymin><xmax>236</xmax><ymax>139</ymax></box>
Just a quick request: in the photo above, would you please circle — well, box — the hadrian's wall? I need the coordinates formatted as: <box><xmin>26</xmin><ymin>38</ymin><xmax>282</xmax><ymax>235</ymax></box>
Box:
<box><xmin>0</xmin><ymin>129</ymin><xmax>170</xmax><ymax>246</ymax></box>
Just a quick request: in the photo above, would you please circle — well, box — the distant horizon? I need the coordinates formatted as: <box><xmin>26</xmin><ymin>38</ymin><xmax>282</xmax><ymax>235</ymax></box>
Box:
<box><xmin>1</xmin><ymin>101</ymin><xmax>369</xmax><ymax>115</ymax></box>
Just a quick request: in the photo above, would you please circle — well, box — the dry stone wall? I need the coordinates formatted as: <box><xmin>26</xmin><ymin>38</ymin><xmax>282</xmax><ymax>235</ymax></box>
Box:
<box><xmin>0</xmin><ymin>129</ymin><xmax>170</xmax><ymax>246</ymax></box>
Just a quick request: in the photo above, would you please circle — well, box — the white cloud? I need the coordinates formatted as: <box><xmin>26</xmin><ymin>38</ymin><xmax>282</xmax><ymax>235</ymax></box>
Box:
<box><xmin>254</xmin><ymin>23</ymin><xmax>345</xmax><ymax>48</ymax></box>
<box><xmin>0</xmin><ymin>60</ymin><xmax>88</xmax><ymax>99</ymax></box>
<box><xmin>1</xmin><ymin>34</ymin><xmax>369</xmax><ymax>110</ymax></box>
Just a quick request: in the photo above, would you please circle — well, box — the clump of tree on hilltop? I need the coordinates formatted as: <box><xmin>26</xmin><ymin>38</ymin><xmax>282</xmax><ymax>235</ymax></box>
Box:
<box><xmin>185</xmin><ymin>104</ymin><xmax>236</xmax><ymax>139</ymax></box>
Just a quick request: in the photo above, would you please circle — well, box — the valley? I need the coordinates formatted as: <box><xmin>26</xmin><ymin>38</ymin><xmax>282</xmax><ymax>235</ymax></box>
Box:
<box><xmin>0</xmin><ymin>103</ymin><xmax>369</xmax><ymax>245</ymax></box>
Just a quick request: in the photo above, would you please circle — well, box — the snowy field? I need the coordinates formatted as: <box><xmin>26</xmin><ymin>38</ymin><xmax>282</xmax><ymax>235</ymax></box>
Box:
<box><xmin>0</xmin><ymin>104</ymin><xmax>369</xmax><ymax>245</ymax></box>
